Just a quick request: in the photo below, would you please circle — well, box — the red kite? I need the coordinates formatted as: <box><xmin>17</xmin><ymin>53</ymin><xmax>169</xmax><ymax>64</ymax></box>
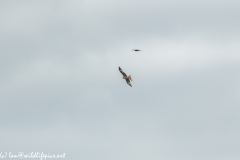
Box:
<box><xmin>132</xmin><ymin>49</ymin><xmax>141</xmax><ymax>51</ymax></box>
<box><xmin>119</xmin><ymin>67</ymin><xmax>132</xmax><ymax>87</ymax></box>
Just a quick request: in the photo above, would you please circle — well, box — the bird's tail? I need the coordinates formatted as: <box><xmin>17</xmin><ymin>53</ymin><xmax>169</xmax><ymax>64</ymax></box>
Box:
<box><xmin>128</xmin><ymin>75</ymin><xmax>132</xmax><ymax>81</ymax></box>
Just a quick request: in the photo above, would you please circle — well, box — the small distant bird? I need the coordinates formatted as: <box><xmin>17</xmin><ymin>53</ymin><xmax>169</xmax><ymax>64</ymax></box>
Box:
<box><xmin>119</xmin><ymin>67</ymin><xmax>132</xmax><ymax>87</ymax></box>
<box><xmin>132</xmin><ymin>49</ymin><xmax>141</xmax><ymax>51</ymax></box>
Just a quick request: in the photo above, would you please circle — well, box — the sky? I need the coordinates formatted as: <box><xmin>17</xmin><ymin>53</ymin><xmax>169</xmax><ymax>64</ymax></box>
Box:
<box><xmin>0</xmin><ymin>0</ymin><xmax>240</xmax><ymax>160</ymax></box>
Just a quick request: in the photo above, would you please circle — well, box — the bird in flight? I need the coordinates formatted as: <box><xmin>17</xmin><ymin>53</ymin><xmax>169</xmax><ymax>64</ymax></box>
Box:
<box><xmin>132</xmin><ymin>49</ymin><xmax>141</xmax><ymax>51</ymax></box>
<box><xmin>119</xmin><ymin>67</ymin><xmax>132</xmax><ymax>87</ymax></box>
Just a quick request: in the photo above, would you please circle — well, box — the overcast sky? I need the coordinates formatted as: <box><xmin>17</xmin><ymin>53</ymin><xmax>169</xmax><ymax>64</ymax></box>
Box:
<box><xmin>1</xmin><ymin>0</ymin><xmax>240</xmax><ymax>160</ymax></box>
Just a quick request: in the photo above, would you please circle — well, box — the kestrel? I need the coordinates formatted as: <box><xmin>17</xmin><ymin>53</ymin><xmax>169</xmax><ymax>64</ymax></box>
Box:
<box><xmin>119</xmin><ymin>67</ymin><xmax>132</xmax><ymax>87</ymax></box>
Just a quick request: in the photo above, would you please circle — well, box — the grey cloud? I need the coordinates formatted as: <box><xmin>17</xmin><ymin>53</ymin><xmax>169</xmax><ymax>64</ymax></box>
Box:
<box><xmin>0</xmin><ymin>0</ymin><xmax>240</xmax><ymax>160</ymax></box>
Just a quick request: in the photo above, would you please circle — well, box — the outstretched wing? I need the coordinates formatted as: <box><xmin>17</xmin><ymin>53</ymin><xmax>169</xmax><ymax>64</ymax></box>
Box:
<box><xmin>125</xmin><ymin>79</ymin><xmax>132</xmax><ymax>87</ymax></box>
<box><xmin>119</xmin><ymin>67</ymin><xmax>127</xmax><ymax>76</ymax></box>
